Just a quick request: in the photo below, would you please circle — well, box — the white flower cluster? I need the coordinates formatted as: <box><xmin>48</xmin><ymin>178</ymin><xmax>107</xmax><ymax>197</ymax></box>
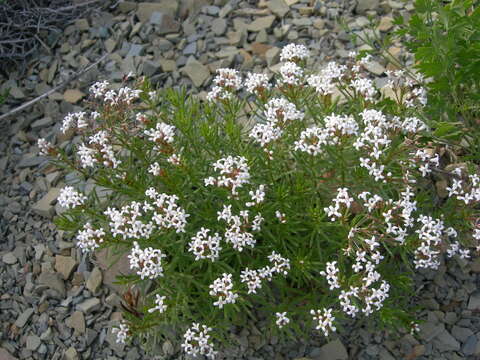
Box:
<box><xmin>146</xmin><ymin>187</ymin><xmax>190</xmax><ymax>233</ymax></box>
<box><xmin>306</xmin><ymin>62</ymin><xmax>347</xmax><ymax>96</ymax></box>
<box><xmin>275</xmin><ymin>312</ymin><xmax>290</xmax><ymax>328</ymax></box>
<box><xmin>412</xmin><ymin>149</ymin><xmax>440</xmax><ymax>177</ymax></box>
<box><xmin>279</xmin><ymin>43</ymin><xmax>309</xmax><ymax>62</ymax></box>
<box><xmin>38</xmin><ymin>138</ymin><xmax>53</xmax><ymax>156</ymax></box>
<box><xmin>320</xmin><ymin>261</ymin><xmax>341</xmax><ymax>290</ymax></box>
<box><xmin>76</xmin><ymin>223</ymin><xmax>105</xmax><ymax>253</ymax></box>
<box><xmin>57</xmin><ymin>186</ymin><xmax>86</xmax><ymax>209</ymax></box>
<box><xmin>383</xmin><ymin>186</ymin><xmax>417</xmax><ymax>244</ymax></box>
<box><xmin>249</xmin><ymin>122</ymin><xmax>283</xmax><ymax>150</ymax></box>
<box><xmin>324</xmin><ymin>188</ymin><xmax>354</xmax><ymax>221</ymax></box>
<box><xmin>128</xmin><ymin>241</ymin><xmax>167</xmax><ymax>280</ymax></box>
<box><xmin>217</xmin><ymin>205</ymin><xmax>262</xmax><ymax>251</ymax></box>
<box><xmin>240</xmin><ymin>267</ymin><xmax>267</xmax><ymax>294</ymax></box>
<box><xmin>148</xmin><ymin>162</ymin><xmax>161</xmax><ymax>176</ymax></box>
<box><xmin>275</xmin><ymin>210</ymin><xmax>287</xmax><ymax>223</ymax></box>
<box><xmin>310</xmin><ymin>308</ymin><xmax>336</xmax><ymax>337</ymax></box>
<box><xmin>358</xmin><ymin>192</ymin><xmax>383</xmax><ymax>212</ymax></box>
<box><xmin>78</xmin><ymin>130</ymin><xmax>121</xmax><ymax>168</ymax></box>
<box><xmin>207</xmin><ymin>68</ymin><xmax>242</xmax><ymax>101</ymax></box>
<box><xmin>279</xmin><ymin>61</ymin><xmax>304</xmax><ymax>86</ymax></box>
<box><xmin>90</xmin><ymin>79</ymin><xmax>141</xmax><ymax>105</ymax></box>
<box><xmin>268</xmin><ymin>251</ymin><xmax>291</xmax><ymax>276</ymax></box>
<box><xmin>446</xmin><ymin>173</ymin><xmax>480</xmax><ymax>204</ymax></box>
<box><xmin>244</xmin><ymin>72</ymin><xmax>271</xmax><ymax>95</ymax></box>
<box><xmin>112</xmin><ymin>321</ymin><xmax>129</xmax><ymax>344</ymax></box>
<box><xmin>209</xmin><ymin>273</ymin><xmax>238</xmax><ymax>308</ymax></box>
<box><xmin>61</xmin><ymin>111</ymin><xmax>90</xmax><ymax>133</ymax></box>
<box><xmin>414</xmin><ymin>215</ymin><xmax>446</xmax><ymax>269</ymax></box>
<box><xmin>350</xmin><ymin>77</ymin><xmax>378</xmax><ymax>102</ymax></box>
<box><xmin>148</xmin><ymin>294</ymin><xmax>168</xmax><ymax>314</ymax></box>
<box><xmin>264</xmin><ymin>97</ymin><xmax>304</xmax><ymax>125</ymax></box>
<box><xmin>188</xmin><ymin>227</ymin><xmax>222</xmax><ymax>261</ymax></box>
<box><xmin>385</xmin><ymin>70</ymin><xmax>427</xmax><ymax>107</ymax></box>
<box><xmin>144</xmin><ymin>122</ymin><xmax>176</xmax><ymax>146</ymax></box>
<box><xmin>246</xmin><ymin>184</ymin><xmax>266</xmax><ymax>207</ymax></box>
<box><xmin>204</xmin><ymin>156</ymin><xmax>250</xmax><ymax>196</ymax></box>
<box><xmin>447</xmin><ymin>241</ymin><xmax>470</xmax><ymax>259</ymax></box>
<box><xmin>294</xmin><ymin>114</ymin><xmax>358</xmax><ymax>155</ymax></box>
<box><xmin>181</xmin><ymin>323</ymin><xmax>217</xmax><ymax>359</ymax></box>
<box><xmin>105</xmin><ymin>201</ymin><xmax>154</xmax><ymax>240</ymax></box>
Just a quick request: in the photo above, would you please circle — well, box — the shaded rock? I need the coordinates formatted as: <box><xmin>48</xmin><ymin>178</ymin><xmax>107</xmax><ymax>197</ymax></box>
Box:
<box><xmin>142</xmin><ymin>60</ymin><xmax>160</xmax><ymax>77</ymax></box>
<box><xmin>55</xmin><ymin>255</ymin><xmax>77</xmax><ymax>280</ymax></box>
<box><xmin>183</xmin><ymin>56</ymin><xmax>210</xmax><ymax>87</ymax></box>
<box><xmin>378</xmin><ymin>16</ymin><xmax>394</xmax><ymax>32</ymax></box>
<box><xmin>433</xmin><ymin>330</ymin><xmax>460</xmax><ymax>352</ymax></box>
<box><xmin>127</xmin><ymin>44</ymin><xmax>144</xmax><ymax>57</ymax></box>
<box><xmin>2</xmin><ymin>252</ymin><xmax>17</xmax><ymax>265</ymax></box>
<box><xmin>314</xmin><ymin>339</ymin><xmax>348</xmax><ymax>360</ymax></box>
<box><xmin>64</xmin><ymin>347</ymin><xmax>79</xmax><ymax>360</ymax></box>
<box><xmin>212</xmin><ymin>18</ymin><xmax>227</xmax><ymax>36</ymax></box>
<box><xmin>32</xmin><ymin>190</ymin><xmax>61</xmax><ymax>218</ymax></box>
<box><xmin>31</xmin><ymin>117</ymin><xmax>53</xmax><ymax>131</ymax></box>
<box><xmin>150</xmin><ymin>12</ymin><xmax>180</xmax><ymax>34</ymax></box>
<box><xmin>0</xmin><ymin>349</ymin><xmax>18</xmax><ymax>360</ymax></box>
<box><xmin>468</xmin><ymin>292</ymin><xmax>480</xmax><ymax>310</ymax></box>
<box><xmin>356</xmin><ymin>0</ymin><xmax>380</xmax><ymax>14</ymax></box>
<box><xmin>268</xmin><ymin>0</ymin><xmax>290</xmax><ymax>17</ymax></box>
<box><xmin>462</xmin><ymin>335</ymin><xmax>478</xmax><ymax>356</ymax></box>
<box><xmin>86</xmin><ymin>267</ymin><xmax>103</xmax><ymax>294</ymax></box>
<box><xmin>14</xmin><ymin>308</ymin><xmax>34</xmax><ymax>328</ymax></box>
<box><xmin>38</xmin><ymin>272</ymin><xmax>66</xmax><ymax>298</ymax></box>
<box><xmin>136</xmin><ymin>2</ymin><xmax>177</xmax><ymax>22</ymax></box>
<box><xmin>63</xmin><ymin>89</ymin><xmax>85</xmax><ymax>104</ymax></box>
<box><xmin>66</xmin><ymin>311</ymin><xmax>86</xmax><ymax>335</ymax></box>
<box><xmin>247</xmin><ymin>16</ymin><xmax>275</xmax><ymax>32</ymax></box>
<box><xmin>26</xmin><ymin>335</ymin><xmax>41</xmax><ymax>351</ymax></box>
<box><xmin>76</xmin><ymin>297</ymin><xmax>101</xmax><ymax>314</ymax></box>
<box><xmin>452</xmin><ymin>326</ymin><xmax>474</xmax><ymax>343</ymax></box>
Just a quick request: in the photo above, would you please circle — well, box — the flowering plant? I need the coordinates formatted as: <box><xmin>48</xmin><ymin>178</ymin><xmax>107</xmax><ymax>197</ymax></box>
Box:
<box><xmin>40</xmin><ymin>44</ymin><xmax>480</xmax><ymax>357</ymax></box>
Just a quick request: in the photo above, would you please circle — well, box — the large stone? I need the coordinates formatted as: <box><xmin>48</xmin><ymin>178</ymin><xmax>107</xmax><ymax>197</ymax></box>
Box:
<box><xmin>136</xmin><ymin>2</ymin><xmax>177</xmax><ymax>22</ymax></box>
<box><xmin>0</xmin><ymin>349</ymin><xmax>18</xmax><ymax>360</ymax></box>
<box><xmin>66</xmin><ymin>311</ymin><xmax>86</xmax><ymax>335</ymax></box>
<box><xmin>38</xmin><ymin>272</ymin><xmax>66</xmax><ymax>298</ymax></box>
<box><xmin>32</xmin><ymin>188</ymin><xmax>61</xmax><ymax>218</ymax></box>
<box><xmin>433</xmin><ymin>330</ymin><xmax>460</xmax><ymax>352</ymax></box>
<box><xmin>183</xmin><ymin>57</ymin><xmax>210</xmax><ymax>87</ymax></box>
<box><xmin>212</xmin><ymin>18</ymin><xmax>227</xmax><ymax>36</ymax></box>
<box><xmin>314</xmin><ymin>339</ymin><xmax>348</xmax><ymax>360</ymax></box>
<box><xmin>86</xmin><ymin>267</ymin><xmax>103</xmax><ymax>294</ymax></box>
<box><xmin>26</xmin><ymin>335</ymin><xmax>41</xmax><ymax>351</ymax></box>
<box><xmin>468</xmin><ymin>292</ymin><xmax>480</xmax><ymax>310</ymax></box>
<box><xmin>268</xmin><ymin>0</ymin><xmax>290</xmax><ymax>17</ymax></box>
<box><xmin>30</xmin><ymin>117</ymin><xmax>53</xmax><ymax>130</ymax></box>
<box><xmin>76</xmin><ymin>298</ymin><xmax>101</xmax><ymax>314</ymax></box>
<box><xmin>142</xmin><ymin>60</ymin><xmax>160</xmax><ymax>77</ymax></box>
<box><xmin>150</xmin><ymin>12</ymin><xmax>180</xmax><ymax>34</ymax></box>
<box><xmin>95</xmin><ymin>248</ymin><xmax>133</xmax><ymax>293</ymax></box>
<box><xmin>247</xmin><ymin>16</ymin><xmax>275</xmax><ymax>32</ymax></box>
<box><xmin>378</xmin><ymin>16</ymin><xmax>394</xmax><ymax>32</ymax></box>
<box><xmin>14</xmin><ymin>308</ymin><xmax>34</xmax><ymax>328</ymax></box>
<box><xmin>55</xmin><ymin>255</ymin><xmax>77</xmax><ymax>280</ymax></box>
<box><xmin>2</xmin><ymin>252</ymin><xmax>17</xmax><ymax>265</ymax></box>
<box><xmin>63</xmin><ymin>89</ymin><xmax>85</xmax><ymax>104</ymax></box>
<box><xmin>356</xmin><ymin>0</ymin><xmax>380</xmax><ymax>14</ymax></box>
<box><xmin>64</xmin><ymin>347</ymin><xmax>79</xmax><ymax>360</ymax></box>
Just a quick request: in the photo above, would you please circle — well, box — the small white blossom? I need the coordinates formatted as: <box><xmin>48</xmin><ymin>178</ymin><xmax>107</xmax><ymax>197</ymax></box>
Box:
<box><xmin>279</xmin><ymin>61</ymin><xmax>304</xmax><ymax>86</ymax></box>
<box><xmin>76</xmin><ymin>223</ymin><xmax>105</xmax><ymax>253</ymax></box>
<box><xmin>244</xmin><ymin>72</ymin><xmax>271</xmax><ymax>94</ymax></box>
<box><xmin>148</xmin><ymin>294</ymin><xmax>167</xmax><ymax>314</ymax></box>
<box><xmin>112</xmin><ymin>321</ymin><xmax>129</xmax><ymax>344</ymax></box>
<box><xmin>209</xmin><ymin>273</ymin><xmax>238</xmax><ymax>308</ymax></box>
<box><xmin>320</xmin><ymin>261</ymin><xmax>341</xmax><ymax>290</ymax></box>
<box><xmin>280</xmin><ymin>43</ymin><xmax>309</xmax><ymax>62</ymax></box>
<box><xmin>189</xmin><ymin>227</ymin><xmax>222</xmax><ymax>261</ymax></box>
<box><xmin>275</xmin><ymin>312</ymin><xmax>290</xmax><ymax>328</ymax></box>
<box><xmin>128</xmin><ymin>241</ymin><xmax>167</xmax><ymax>280</ymax></box>
<box><xmin>148</xmin><ymin>162</ymin><xmax>161</xmax><ymax>176</ymax></box>
<box><xmin>57</xmin><ymin>186</ymin><xmax>86</xmax><ymax>209</ymax></box>
<box><xmin>181</xmin><ymin>323</ymin><xmax>217</xmax><ymax>359</ymax></box>
<box><xmin>311</xmin><ymin>308</ymin><xmax>336</xmax><ymax>337</ymax></box>
<box><xmin>38</xmin><ymin>138</ymin><xmax>53</xmax><ymax>156</ymax></box>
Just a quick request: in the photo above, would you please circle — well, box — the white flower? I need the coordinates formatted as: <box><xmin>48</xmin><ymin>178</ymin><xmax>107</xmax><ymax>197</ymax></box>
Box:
<box><xmin>144</xmin><ymin>122</ymin><xmax>176</xmax><ymax>145</ymax></box>
<box><xmin>280</xmin><ymin>43</ymin><xmax>309</xmax><ymax>62</ymax></box>
<box><xmin>76</xmin><ymin>223</ymin><xmax>105</xmax><ymax>253</ymax></box>
<box><xmin>148</xmin><ymin>294</ymin><xmax>167</xmax><ymax>313</ymax></box>
<box><xmin>78</xmin><ymin>143</ymin><xmax>97</xmax><ymax>168</ymax></box>
<box><xmin>90</xmin><ymin>80</ymin><xmax>109</xmax><ymax>98</ymax></box>
<box><xmin>61</xmin><ymin>111</ymin><xmax>88</xmax><ymax>133</ymax></box>
<box><xmin>38</xmin><ymin>138</ymin><xmax>53</xmax><ymax>156</ymax></box>
<box><xmin>279</xmin><ymin>61</ymin><xmax>304</xmax><ymax>86</ymax></box>
<box><xmin>112</xmin><ymin>321</ymin><xmax>129</xmax><ymax>344</ymax></box>
<box><xmin>209</xmin><ymin>273</ymin><xmax>238</xmax><ymax>308</ymax></box>
<box><xmin>275</xmin><ymin>210</ymin><xmax>286</xmax><ymax>223</ymax></box>
<box><xmin>57</xmin><ymin>186</ymin><xmax>86</xmax><ymax>209</ymax></box>
<box><xmin>213</xmin><ymin>68</ymin><xmax>242</xmax><ymax>89</ymax></box>
<box><xmin>205</xmin><ymin>156</ymin><xmax>250</xmax><ymax>196</ymax></box>
<box><xmin>188</xmin><ymin>227</ymin><xmax>222</xmax><ymax>261</ymax></box>
<box><xmin>128</xmin><ymin>241</ymin><xmax>167</xmax><ymax>280</ymax></box>
<box><xmin>240</xmin><ymin>268</ymin><xmax>263</xmax><ymax>294</ymax></box>
<box><xmin>320</xmin><ymin>261</ymin><xmax>341</xmax><ymax>290</ymax></box>
<box><xmin>311</xmin><ymin>308</ymin><xmax>336</xmax><ymax>337</ymax></box>
<box><xmin>167</xmin><ymin>153</ymin><xmax>181</xmax><ymax>165</ymax></box>
<box><xmin>246</xmin><ymin>185</ymin><xmax>266</xmax><ymax>207</ymax></box>
<box><xmin>87</xmin><ymin>131</ymin><xmax>121</xmax><ymax>168</ymax></box>
<box><xmin>244</xmin><ymin>72</ymin><xmax>271</xmax><ymax>94</ymax></box>
<box><xmin>268</xmin><ymin>251</ymin><xmax>290</xmax><ymax>276</ymax></box>
<box><xmin>249</xmin><ymin>123</ymin><xmax>283</xmax><ymax>148</ymax></box>
<box><xmin>350</xmin><ymin>77</ymin><xmax>377</xmax><ymax>102</ymax></box>
<box><xmin>148</xmin><ymin>162</ymin><xmax>161</xmax><ymax>176</ymax></box>
<box><xmin>264</xmin><ymin>97</ymin><xmax>304</xmax><ymax>125</ymax></box>
<box><xmin>275</xmin><ymin>312</ymin><xmax>290</xmax><ymax>328</ymax></box>
<box><xmin>324</xmin><ymin>188</ymin><xmax>353</xmax><ymax>221</ymax></box>
<box><xmin>181</xmin><ymin>323</ymin><xmax>217</xmax><ymax>359</ymax></box>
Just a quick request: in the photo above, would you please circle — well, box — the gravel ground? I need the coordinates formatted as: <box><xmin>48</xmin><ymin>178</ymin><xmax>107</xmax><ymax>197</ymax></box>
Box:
<box><xmin>1</xmin><ymin>0</ymin><xmax>480</xmax><ymax>359</ymax></box>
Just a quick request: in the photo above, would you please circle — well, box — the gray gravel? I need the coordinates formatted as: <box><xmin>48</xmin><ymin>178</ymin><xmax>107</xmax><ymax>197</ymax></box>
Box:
<box><xmin>1</xmin><ymin>0</ymin><xmax>480</xmax><ymax>359</ymax></box>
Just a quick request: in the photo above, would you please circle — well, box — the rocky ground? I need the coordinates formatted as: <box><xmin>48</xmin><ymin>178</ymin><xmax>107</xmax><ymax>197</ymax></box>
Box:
<box><xmin>1</xmin><ymin>0</ymin><xmax>480</xmax><ymax>359</ymax></box>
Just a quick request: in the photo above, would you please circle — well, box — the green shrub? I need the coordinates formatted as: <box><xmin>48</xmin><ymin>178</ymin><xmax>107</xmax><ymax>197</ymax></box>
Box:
<box><xmin>40</xmin><ymin>45</ymin><xmax>480</xmax><ymax>357</ymax></box>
